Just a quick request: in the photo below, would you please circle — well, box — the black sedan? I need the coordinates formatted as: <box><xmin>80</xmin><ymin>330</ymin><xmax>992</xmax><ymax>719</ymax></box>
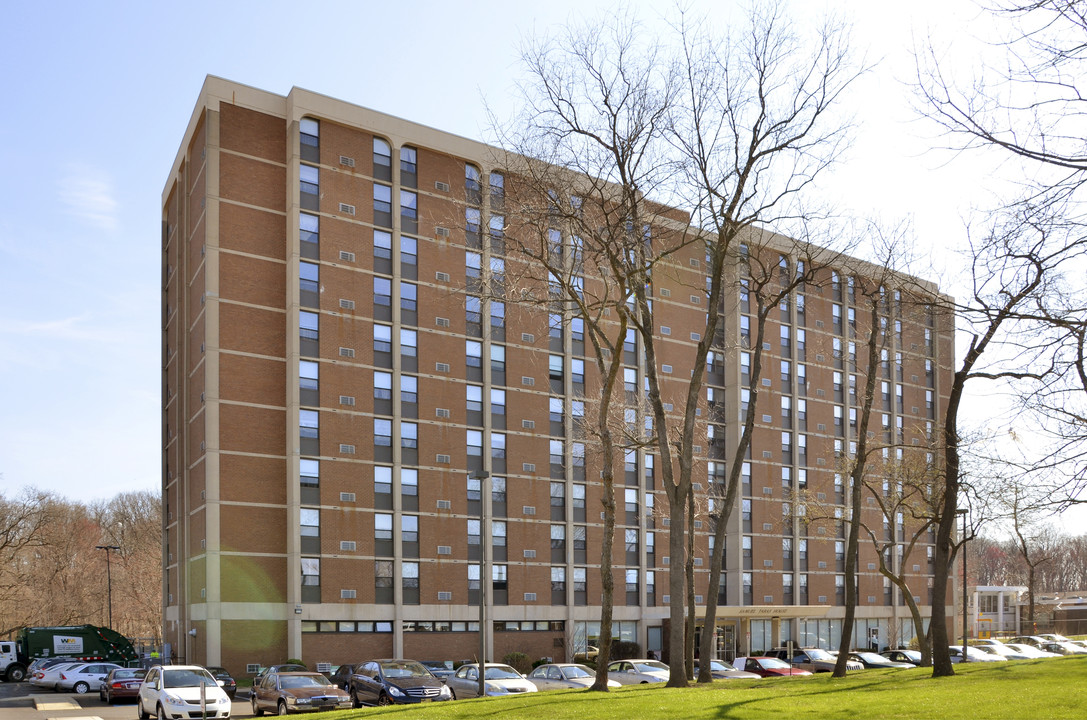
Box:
<box><xmin>206</xmin><ymin>666</ymin><xmax>237</xmax><ymax>699</ymax></box>
<box><xmin>348</xmin><ymin>659</ymin><xmax>452</xmax><ymax>706</ymax></box>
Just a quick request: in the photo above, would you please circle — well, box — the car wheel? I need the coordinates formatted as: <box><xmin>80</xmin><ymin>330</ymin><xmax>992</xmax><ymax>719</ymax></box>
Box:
<box><xmin>7</xmin><ymin>666</ymin><xmax>26</xmax><ymax>682</ymax></box>
<box><xmin>252</xmin><ymin>698</ymin><xmax>264</xmax><ymax>717</ymax></box>
<box><xmin>449</xmin><ymin>689</ymin><xmax>456</xmax><ymax>700</ymax></box>
<box><xmin>74</xmin><ymin>682</ymin><xmax>90</xmax><ymax>694</ymax></box>
<box><xmin>349</xmin><ymin>688</ymin><xmax>360</xmax><ymax>709</ymax></box>
<box><xmin>138</xmin><ymin>699</ymin><xmax>150</xmax><ymax>719</ymax></box>
<box><xmin>157</xmin><ymin>703</ymin><xmax>167</xmax><ymax>720</ymax></box>
<box><xmin>377</xmin><ymin>692</ymin><xmax>391</xmax><ymax>706</ymax></box>
<box><xmin>277</xmin><ymin>701</ymin><xmax>288</xmax><ymax>716</ymax></box>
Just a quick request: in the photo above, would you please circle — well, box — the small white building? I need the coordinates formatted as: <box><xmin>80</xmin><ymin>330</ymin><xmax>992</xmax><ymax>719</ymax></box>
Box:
<box><xmin>969</xmin><ymin>586</ymin><xmax>1027</xmax><ymax>637</ymax></box>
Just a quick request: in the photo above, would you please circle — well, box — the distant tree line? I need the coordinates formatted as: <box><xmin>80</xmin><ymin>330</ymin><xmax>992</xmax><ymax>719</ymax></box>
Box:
<box><xmin>971</xmin><ymin>531</ymin><xmax>1087</xmax><ymax>596</ymax></box>
<box><xmin>0</xmin><ymin>487</ymin><xmax>161</xmax><ymax>642</ymax></box>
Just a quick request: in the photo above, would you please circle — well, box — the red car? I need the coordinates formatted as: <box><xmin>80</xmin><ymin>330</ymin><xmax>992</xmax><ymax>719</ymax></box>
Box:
<box><xmin>732</xmin><ymin>657</ymin><xmax>813</xmax><ymax>678</ymax></box>
<box><xmin>99</xmin><ymin>668</ymin><xmax>148</xmax><ymax>704</ymax></box>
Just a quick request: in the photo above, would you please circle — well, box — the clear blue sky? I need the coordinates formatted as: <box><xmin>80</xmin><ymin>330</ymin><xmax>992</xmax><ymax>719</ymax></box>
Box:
<box><xmin>0</xmin><ymin>0</ymin><xmax>1005</xmax><ymax>504</ymax></box>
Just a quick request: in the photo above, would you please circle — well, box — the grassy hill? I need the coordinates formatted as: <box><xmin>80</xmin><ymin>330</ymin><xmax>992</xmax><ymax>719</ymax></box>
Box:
<box><xmin>332</xmin><ymin>657</ymin><xmax>1087</xmax><ymax>720</ymax></box>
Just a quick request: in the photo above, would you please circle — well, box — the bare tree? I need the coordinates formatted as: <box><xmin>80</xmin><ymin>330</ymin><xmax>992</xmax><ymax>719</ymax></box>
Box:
<box><xmin>503</xmin><ymin>1</ymin><xmax>862</xmax><ymax>687</ymax></box>
<box><xmin>0</xmin><ymin>488</ymin><xmax>55</xmax><ymax>636</ymax></box>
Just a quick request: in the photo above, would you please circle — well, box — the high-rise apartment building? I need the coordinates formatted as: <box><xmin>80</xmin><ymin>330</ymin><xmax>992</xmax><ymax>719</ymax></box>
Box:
<box><xmin>162</xmin><ymin>77</ymin><xmax>953</xmax><ymax>671</ymax></box>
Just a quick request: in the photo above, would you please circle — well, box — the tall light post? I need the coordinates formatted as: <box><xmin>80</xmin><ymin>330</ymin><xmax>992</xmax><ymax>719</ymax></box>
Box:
<box><xmin>470</xmin><ymin>471</ymin><xmax>491</xmax><ymax>698</ymax></box>
<box><xmin>96</xmin><ymin>545</ymin><xmax>121</xmax><ymax>630</ymax></box>
<box><xmin>956</xmin><ymin>509</ymin><xmax>968</xmax><ymax>662</ymax></box>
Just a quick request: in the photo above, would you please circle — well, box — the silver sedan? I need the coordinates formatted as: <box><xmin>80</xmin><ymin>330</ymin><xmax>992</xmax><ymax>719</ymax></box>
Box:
<box><xmin>446</xmin><ymin>664</ymin><xmax>538</xmax><ymax>699</ymax></box>
<box><xmin>527</xmin><ymin>664</ymin><xmax>621</xmax><ymax>690</ymax></box>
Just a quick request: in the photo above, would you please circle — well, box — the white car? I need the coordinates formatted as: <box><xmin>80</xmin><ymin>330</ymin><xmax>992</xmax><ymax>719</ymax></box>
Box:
<box><xmin>445</xmin><ymin>663</ymin><xmax>538</xmax><ymax>699</ymax></box>
<box><xmin>33</xmin><ymin>661</ymin><xmax>82</xmax><ymax>689</ymax></box>
<box><xmin>527</xmin><ymin>663</ymin><xmax>621</xmax><ymax>690</ymax></box>
<box><xmin>606</xmin><ymin>659</ymin><xmax>670</xmax><ymax>684</ymax></box>
<box><xmin>138</xmin><ymin>665</ymin><xmax>231</xmax><ymax>720</ymax></box>
<box><xmin>55</xmin><ymin>662</ymin><xmax>122</xmax><ymax>693</ymax></box>
<box><xmin>950</xmin><ymin>646</ymin><xmax>1006</xmax><ymax>662</ymax></box>
<box><xmin>1002</xmin><ymin>643</ymin><xmax>1062</xmax><ymax>659</ymax></box>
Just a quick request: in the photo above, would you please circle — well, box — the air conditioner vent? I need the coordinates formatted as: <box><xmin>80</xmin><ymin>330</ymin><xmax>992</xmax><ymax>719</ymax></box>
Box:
<box><xmin>435</xmin><ymin>181</ymin><xmax>450</xmax><ymax>192</ymax></box>
<box><xmin>339</xmin><ymin>203</ymin><xmax>356</xmax><ymax>216</ymax></box>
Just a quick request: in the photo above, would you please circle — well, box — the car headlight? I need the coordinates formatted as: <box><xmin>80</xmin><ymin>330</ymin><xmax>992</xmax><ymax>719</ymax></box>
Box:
<box><xmin>485</xmin><ymin>683</ymin><xmax>508</xmax><ymax>695</ymax></box>
<box><xmin>439</xmin><ymin>684</ymin><xmax>452</xmax><ymax>699</ymax></box>
<box><xmin>163</xmin><ymin>692</ymin><xmax>191</xmax><ymax>706</ymax></box>
<box><xmin>387</xmin><ymin>685</ymin><xmax>404</xmax><ymax>698</ymax></box>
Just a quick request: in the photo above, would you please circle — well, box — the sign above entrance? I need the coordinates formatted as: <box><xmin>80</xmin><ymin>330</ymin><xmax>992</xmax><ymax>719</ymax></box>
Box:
<box><xmin>730</xmin><ymin>605</ymin><xmax>830</xmax><ymax>619</ymax></box>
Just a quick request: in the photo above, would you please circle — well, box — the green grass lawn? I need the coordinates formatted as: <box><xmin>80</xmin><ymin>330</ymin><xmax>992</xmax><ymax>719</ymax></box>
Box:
<box><xmin>326</xmin><ymin>656</ymin><xmax>1087</xmax><ymax>720</ymax></box>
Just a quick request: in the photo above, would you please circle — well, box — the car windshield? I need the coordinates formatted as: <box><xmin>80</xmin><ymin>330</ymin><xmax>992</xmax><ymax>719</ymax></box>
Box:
<box><xmin>281</xmin><ymin>675</ymin><xmax>330</xmax><ymax>689</ymax></box>
<box><xmin>562</xmin><ymin>666</ymin><xmax>592</xmax><ymax>679</ymax></box>
<box><xmin>380</xmin><ymin>661</ymin><xmax>430</xmax><ymax>678</ymax></box>
<box><xmin>708</xmin><ymin>660</ymin><xmax>737</xmax><ymax>672</ymax></box>
<box><xmin>163</xmin><ymin>669</ymin><xmax>216</xmax><ymax>688</ymax></box>
<box><xmin>632</xmin><ymin>661</ymin><xmax>668</xmax><ymax>672</ymax></box>
<box><xmin>484</xmin><ymin>665</ymin><xmax>522</xmax><ymax>680</ymax></box>
<box><xmin>114</xmin><ymin>669</ymin><xmax>146</xmax><ymax>680</ymax></box>
<box><xmin>854</xmin><ymin>652</ymin><xmax>883</xmax><ymax>663</ymax></box>
<box><xmin>422</xmin><ymin>661</ymin><xmax>452</xmax><ymax>671</ymax></box>
<box><xmin>760</xmin><ymin>658</ymin><xmax>791</xmax><ymax>669</ymax></box>
<box><xmin>805</xmin><ymin>649</ymin><xmax>833</xmax><ymax>660</ymax></box>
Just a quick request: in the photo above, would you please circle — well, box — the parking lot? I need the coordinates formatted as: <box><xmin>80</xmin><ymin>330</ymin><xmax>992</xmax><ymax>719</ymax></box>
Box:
<box><xmin>0</xmin><ymin>683</ymin><xmax>256</xmax><ymax>720</ymax></box>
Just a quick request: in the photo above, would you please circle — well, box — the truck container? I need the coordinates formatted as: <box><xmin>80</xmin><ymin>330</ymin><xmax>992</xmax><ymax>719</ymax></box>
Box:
<box><xmin>1</xmin><ymin>625</ymin><xmax>138</xmax><ymax>680</ymax></box>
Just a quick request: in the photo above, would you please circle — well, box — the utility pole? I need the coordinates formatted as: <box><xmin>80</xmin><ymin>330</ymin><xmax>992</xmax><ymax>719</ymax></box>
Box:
<box><xmin>96</xmin><ymin>545</ymin><xmax>121</xmax><ymax>630</ymax></box>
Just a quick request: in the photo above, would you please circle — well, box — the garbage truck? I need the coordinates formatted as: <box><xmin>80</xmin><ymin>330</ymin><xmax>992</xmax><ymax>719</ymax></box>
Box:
<box><xmin>1</xmin><ymin>625</ymin><xmax>138</xmax><ymax>681</ymax></box>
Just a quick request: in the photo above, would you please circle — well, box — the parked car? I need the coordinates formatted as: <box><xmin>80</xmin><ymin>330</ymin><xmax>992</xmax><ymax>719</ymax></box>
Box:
<box><xmin>950</xmin><ymin>645</ymin><xmax>1007</xmax><ymax>662</ymax></box>
<box><xmin>33</xmin><ymin>662</ymin><xmax>82</xmax><ymax>690</ymax></box>
<box><xmin>328</xmin><ymin>664</ymin><xmax>357</xmax><ymax>690</ymax></box>
<box><xmin>733</xmin><ymin>657</ymin><xmax>812</xmax><ymax>678</ymax></box>
<box><xmin>842</xmin><ymin>651</ymin><xmax>912</xmax><ymax>669</ymax></box>
<box><xmin>980</xmin><ymin>644</ymin><xmax>1035</xmax><ymax>660</ymax></box>
<box><xmin>692</xmin><ymin>659</ymin><xmax>761</xmax><ymax>680</ymax></box>
<box><xmin>419</xmin><ymin>661</ymin><xmax>455</xmax><ymax>681</ymax></box>
<box><xmin>445</xmin><ymin>663</ymin><xmax>537</xmax><ymax>699</ymax></box>
<box><xmin>768</xmin><ymin>648</ymin><xmax>862</xmax><ymax>673</ymax></box>
<box><xmin>1002</xmin><ymin>643</ymin><xmax>1062</xmax><ymax>659</ymax></box>
<box><xmin>254</xmin><ymin>664</ymin><xmax>308</xmax><ymax>689</ymax></box>
<box><xmin>1040</xmin><ymin>640</ymin><xmax>1087</xmax><ymax>656</ymax></box>
<box><xmin>880</xmin><ymin>649</ymin><xmax>921</xmax><ymax>666</ymax></box>
<box><xmin>348</xmin><ymin>659</ymin><xmax>452</xmax><ymax>706</ymax></box>
<box><xmin>251</xmin><ymin>671</ymin><xmax>351</xmax><ymax>715</ymax></box>
<box><xmin>100</xmin><ymin>668</ymin><xmax>148</xmax><ymax>704</ymax></box>
<box><xmin>573</xmin><ymin>646</ymin><xmax>599</xmax><ymax>662</ymax></box>
<box><xmin>527</xmin><ymin>663</ymin><xmax>620</xmax><ymax>690</ymax></box>
<box><xmin>137</xmin><ymin>665</ymin><xmax>232</xmax><ymax>720</ymax></box>
<box><xmin>606</xmin><ymin>659</ymin><xmax>670</xmax><ymax>684</ymax></box>
<box><xmin>56</xmin><ymin>662</ymin><xmax>122</xmax><ymax>693</ymax></box>
<box><xmin>1008</xmin><ymin>635</ymin><xmax>1050</xmax><ymax>649</ymax></box>
<box><xmin>205</xmin><ymin>667</ymin><xmax>236</xmax><ymax>699</ymax></box>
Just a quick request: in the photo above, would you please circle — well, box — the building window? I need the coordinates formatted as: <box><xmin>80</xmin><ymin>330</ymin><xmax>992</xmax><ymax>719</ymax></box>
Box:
<box><xmin>300</xmin><ymin>262</ymin><xmax>319</xmax><ymax>308</ymax></box>
<box><xmin>375</xmin><ymin>560</ymin><xmax>393</xmax><ymax>604</ymax></box>
<box><xmin>373</xmin><ymin>138</ymin><xmax>392</xmax><ymax>181</ymax></box>
<box><xmin>551</xmin><ymin>567</ymin><xmax>566</xmax><ymax>604</ymax></box>
<box><xmin>373</xmin><ymin>277</ymin><xmax>392</xmax><ymax>320</ymax></box>
<box><xmin>300</xmin><ymin>212</ymin><xmax>319</xmax><ymax>260</ymax></box>
<box><xmin>466</xmin><ymin>164</ymin><xmax>482</xmax><ymax>204</ymax></box>
<box><xmin>374</xmin><ymin>513</ymin><xmax>393</xmax><ymax>557</ymax></box>
<box><xmin>374</xmin><ymin>419</ymin><xmax>392</xmax><ymax>447</ymax></box>
<box><xmin>300</xmin><ymin>458</ymin><xmax>319</xmax><ymax>487</ymax></box>
<box><xmin>300</xmin><ymin>165</ymin><xmax>319</xmax><ymax>210</ymax></box>
<box><xmin>402</xmin><ymin>561</ymin><xmax>420</xmax><ymax>604</ymax></box>
<box><xmin>299</xmin><ymin>409</ymin><xmax>319</xmax><ymax>454</ymax></box>
<box><xmin>400</xmin><ymin>281</ymin><xmax>417</xmax><ymax>325</ymax></box>
<box><xmin>299</xmin><ymin>118</ymin><xmax>319</xmax><ymax>161</ymax></box>
<box><xmin>299</xmin><ymin>310</ymin><xmax>319</xmax><ymax>357</ymax></box>
<box><xmin>490</xmin><ymin>171</ymin><xmax>505</xmax><ymax>209</ymax></box>
<box><xmin>373</xmin><ymin>230</ymin><xmax>393</xmax><ymax>274</ymax></box>
<box><xmin>299</xmin><ymin>360</ymin><xmax>319</xmax><ymax>407</ymax></box>
<box><xmin>373</xmin><ymin>184</ymin><xmax>392</xmax><ymax>227</ymax></box>
<box><xmin>402</xmin><ymin>515</ymin><xmax>419</xmax><ymax>558</ymax></box>
<box><xmin>573</xmin><ymin>567</ymin><xmax>587</xmax><ymax>606</ymax></box>
<box><xmin>401</xmin><ymin>328</ymin><xmax>418</xmax><ymax>371</ymax></box>
<box><xmin>374</xmin><ymin>466</ymin><xmax>392</xmax><ymax>509</ymax></box>
<box><xmin>466</xmin><ymin>340</ymin><xmax>483</xmax><ymax>381</ymax></box>
<box><xmin>400</xmin><ymin>146</ymin><xmax>417</xmax><ymax>188</ymax></box>
<box><xmin>401</xmin><ymin>190</ymin><xmax>418</xmax><ymax>234</ymax></box>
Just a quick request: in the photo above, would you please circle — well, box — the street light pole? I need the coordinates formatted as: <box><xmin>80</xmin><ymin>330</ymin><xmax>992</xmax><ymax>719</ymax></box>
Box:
<box><xmin>471</xmin><ymin>471</ymin><xmax>491</xmax><ymax>698</ymax></box>
<box><xmin>956</xmin><ymin>509</ymin><xmax>968</xmax><ymax>662</ymax></box>
<box><xmin>95</xmin><ymin>545</ymin><xmax>121</xmax><ymax>630</ymax></box>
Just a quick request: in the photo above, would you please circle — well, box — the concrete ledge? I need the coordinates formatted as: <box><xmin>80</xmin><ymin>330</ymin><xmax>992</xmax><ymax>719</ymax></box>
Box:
<box><xmin>31</xmin><ymin>696</ymin><xmax>82</xmax><ymax>710</ymax></box>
